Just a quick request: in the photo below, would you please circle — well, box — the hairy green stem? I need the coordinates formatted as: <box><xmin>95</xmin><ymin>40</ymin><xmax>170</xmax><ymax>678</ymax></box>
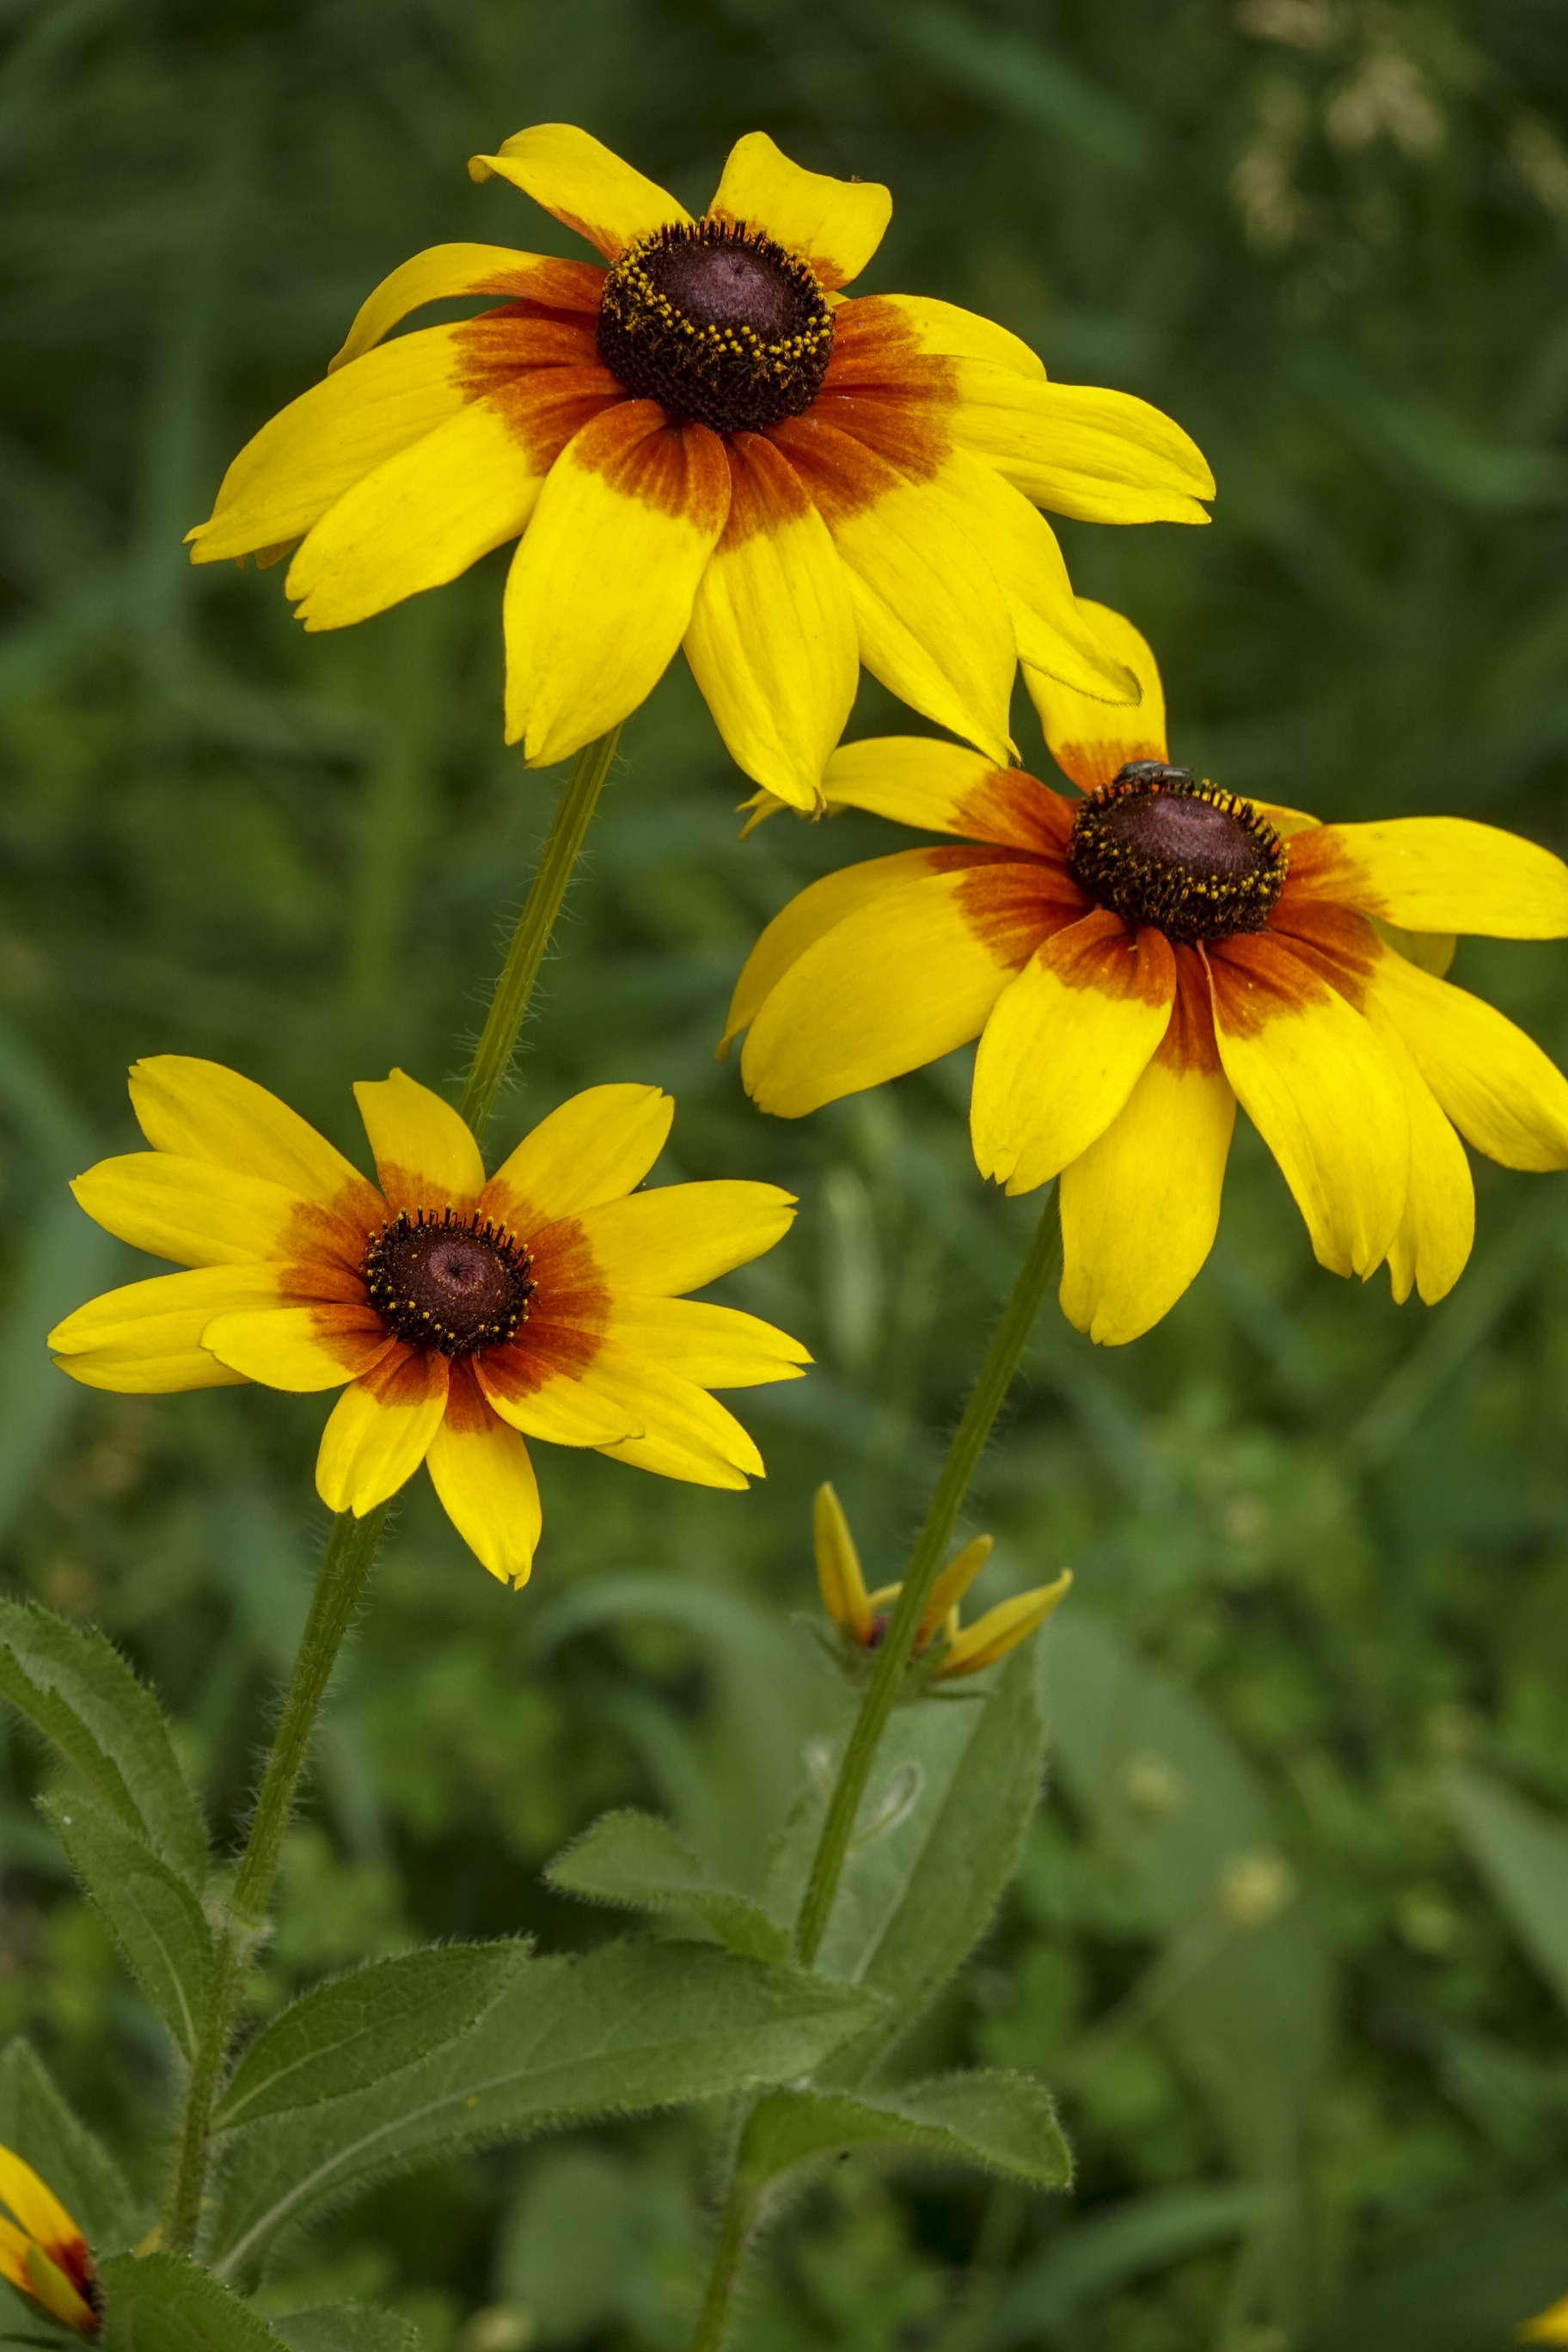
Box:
<box><xmin>689</xmin><ymin>2168</ymin><xmax>764</xmax><ymax>2352</ymax></box>
<box><xmin>793</xmin><ymin>1191</ymin><xmax>1063</xmax><ymax>1967</ymax></box>
<box><xmin>162</xmin><ymin>1503</ymin><xmax>388</xmax><ymax>2252</ymax></box>
<box><xmin>457</xmin><ymin>726</ymin><xmax>621</xmax><ymax>1143</ymax></box>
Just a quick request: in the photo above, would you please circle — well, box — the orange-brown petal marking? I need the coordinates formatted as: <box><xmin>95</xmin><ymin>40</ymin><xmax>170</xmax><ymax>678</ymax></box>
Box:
<box><xmin>1204</xmin><ymin>928</ymin><xmax>1338</xmax><ymax>1037</ymax></box>
<box><xmin>1158</xmin><ymin>945</ymin><xmax>1225</xmax><ymax>1076</ymax></box>
<box><xmin>1069</xmin><ymin>764</ymin><xmax>1287</xmax><ymax>945</ymax></box>
<box><xmin>596</xmin><ymin>218</ymin><xmax>834</xmax><ymax>433</ymax></box>
<box><xmin>950</xmin><ymin>769</ymin><xmax>1075</xmax><ymax>860</ymax></box>
<box><xmin>945</xmin><ymin>843</ymin><xmax>1086</xmax><ymax>962</ymax></box>
<box><xmin>767</xmin><ymin>405</ymin><xmax>942</xmax><ymax>527</ymax></box>
<box><xmin>1262</xmin><ymin>893</ymin><xmax>1381</xmax><ymax>1012</ymax></box>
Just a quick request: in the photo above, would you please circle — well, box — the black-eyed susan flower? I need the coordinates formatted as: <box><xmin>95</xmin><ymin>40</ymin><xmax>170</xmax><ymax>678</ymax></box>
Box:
<box><xmin>185</xmin><ymin>125</ymin><xmax>1213</xmax><ymax>812</ymax></box>
<box><xmin>726</xmin><ymin>604</ymin><xmax>1568</xmax><ymax>1344</ymax></box>
<box><xmin>0</xmin><ymin>2147</ymin><xmax>100</xmax><ymax>2336</ymax></box>
<box><xmin>813</xmin><ymin>1483</ymin><xmax>1070</xmax><ymax>1686</ymax></box>
<box><xmin>49</xmin><ymin>1061</ymin><xmax>807</xmax><ymax>1585</ymax></box>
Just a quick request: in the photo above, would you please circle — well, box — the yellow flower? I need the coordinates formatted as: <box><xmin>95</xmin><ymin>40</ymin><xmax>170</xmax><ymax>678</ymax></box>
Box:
<box><xmin>185</xmin><ymin>124</ymin><xmax>1213</xmax><ymax>811</ymax></box>
<box><xmin>1521</xmin><ymin>2295</ymin><xmax>1568</xmax><ymax>2343</ymax></box>
<box><xmin>726</xmin><ymin>602</ymin><xmax>1568</xmax><ymax>1344</ymax></box>
<box><xmin>0</xmin><ymin>2146</ymin><xmax>100</xmax><ymax>2336</ymax></box>
<box><xmin>49</xmin><ymin>1062</ymin><xmax>808</xmax><ymax>1586</ymax></box>
<box><xmin>813</xmin><ymin>1484</ymin><xmax>1070</xmax><ymax>1683</ymax></box>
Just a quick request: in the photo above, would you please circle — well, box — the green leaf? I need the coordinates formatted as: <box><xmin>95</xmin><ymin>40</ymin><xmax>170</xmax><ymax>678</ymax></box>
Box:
<box><xmin>207</xmin><ymin>1941</ymin><xmax>882</xmax><ymax>2282</ymax></box>
<box><xmin>1295</xmin><ymin>2181</ymin><xmax>1568</xmax><ymax>2352</ymax></box>
<box><xmin>273</xmin><ymin>2307</ymin><xmax>422</xmax><ymax>2352</ymax></box>
<box><xmin>0</xmin><ymin>2038</ymin><xmax>141</xmax><ymax>2252</ymax></box>
<box><xmin>982</xmin><ymin>2183</ymin><xmax>1273</xmax><ymax>2345</ymax></box>
<box><xmin>0</xmin><ymin>1601</ymin><xmax>207</xmax><ymax>1888</ymax></box>
<box><xmin>740</xmin><ymin>2070</ymin><xmax>1071</xmax><ymax>2192</ymax></box>
<box><xmin>546</xmin><ymin>1810</ymin><xmax>791</xmax><ymax>1963</ymax></box>
<box><xmin>1447</xmin><ymin>1767</ymin><xmax>1568</xmax><ymax>2016</ymax></box>
<box><xmin>99</xmin><ymin>2251</ymin><xmax>287</xmax><ymax>2351</ymax></box>
<box><xmin>42</xmin><ymin>1797</ymin><xmax>214</xmax><ymax>2061</ymax></box>
<box><xmin>217</xmin><ymin>1944</ymin><xmax>528</xmax><ymax>2130</ymax></box>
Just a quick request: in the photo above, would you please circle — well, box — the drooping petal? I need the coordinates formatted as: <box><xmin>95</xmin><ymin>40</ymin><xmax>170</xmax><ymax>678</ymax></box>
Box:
<box><xmin>48</xmin><ymin>1265</ymin><xmax>285</xmax><ymax>1393</ymax></box>
<box><xmin>683</xmin><ymin>432</ymin><xmax>858</xmax><ymax>810</ymax></box>
<box><xmin>946</xmin><ymin>360</ymin><xmax>1215</xmax><ymax>523</ymax></box>
<box><xmin>859</xmin><ymin>293</ymin><xmax>1044</xmax><ymax>378</ymax></box>
<box><xmin>70</xmin><ymin>1155</ymin><xmax>309</xmax><ymax>1267</ymax></box>
<box><xmin>1207</xmin><ymin>934</ymin><xmax>1409</xmax><ymax>1277</ymax></box>
<box><xmin>741</xmin><ymin>857</ymin><xmax>1050</xmax><ymax>1117</ymax></box>
<box><xmin>329</xmin><ymin>245</ymin><xmax>604</xmax><ymax>371</ymax></box>
<box><xmin>585</xmin><ymin>1345</ymin><xmax>763</xmax><ymax>1487</ymax></box>
<box><xmin>285</xmin><ymin>397</ymin><xmax>550</xmax><ymax>631</ymax></box>
<box><xmin>766</xmin><ymin>415</ymin><xmax>1015</xmax><ymax>763</ymax></box>
<box><xmin>814</xmin><ymin>1483</ymin><xmax>872</xmax><ymax>1639</ymax></box>
<box><xmin>603</xmin><ymin>1296</ymin><xmax>811</xmax><ymax>1386</ymax></box>
<box><xmin>483</xmin><ymin>1085</ymin><xmax>674</xmax><ymax>1230</ymax></box>
<box><xmin>128</xmin><ymin>1056</ymin><xmax>379</xmax><ymax>1216</ymax></box>
<box><xmin>1372</xmin><ymin>1024</ymin><xmax>1474</xmax><ymax>1306</ymax></box>
<box><xmin>1369</xmin><ymin>945</ymin><xmax>1568</xmax><ymax>1171</ymax></box>
<box><xmin>573</xmin><ymin>1181</ymin><xmax>797</xmax><ymax>1295</ymax></box>
<box><xmin>819</xmin><ymin>738</ymin><xmax>1071</xmax><ymax>854</ymax></box>
<box><xmin>201</xmin><ymin>1304</ymin><xmax>392</xmax><ymax>1392</ymax></box>
<box><xmin>469</xmin><ymin>123</ymin><xmax>689</xmax><ymax>260</ymax></box>
<box><xmin>353</xmin><ymin>1069</ymin><xmax>486</xmax><ymax>1213</ymax></box>
<box><xmin>315</xmin><ymin>1348</ymin><xmax>449</xmax><ymax>1516</ymax></box>
<box><xmin>1291</xmin><ymin>818</ymin><xmax>1568</xmax><ymax>939</ymax></box>
<box><xmin>707</xmin><ymin>130</ymin><xmax>891</xmax><ymax>291</ymax></box>
<box><xmin>187</xmin><ymin>326</ymin><xmax>475</xmax><ymax>564</ymax></box>
<box><xmin>971</xmin><ymin>912</ymin><xmax>1177</xmax><ymax>1195</ymax></box>
<box><xmin>1026</xmin><ymin>598</ymin><xmax>1168</xmax><ymax>789</ymax></box>
<box><xmin>426</xmin><ymin>1361</ymin><xmax>542</xmax><ymax>1587</ymax></box>
<box><xmin>474</xmin><ymin>1345</ymin><xmax>640</xmax><ymax>1447</ymax></box>
<box><xmin>503</xmin><ymin>406</ymin><xmax>731</xmax><ymax>763</ymax></box>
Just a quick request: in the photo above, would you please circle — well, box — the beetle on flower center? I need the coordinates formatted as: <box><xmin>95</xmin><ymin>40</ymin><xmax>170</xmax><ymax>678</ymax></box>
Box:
<box><xmin>1067</xmin><ymin>761</ymin><xmax>1289</xmax><ymax>946</ymax></box>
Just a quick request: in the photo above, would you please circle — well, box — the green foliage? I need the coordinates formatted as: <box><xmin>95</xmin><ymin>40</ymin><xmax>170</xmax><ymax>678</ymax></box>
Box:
<box><xmin>272</xmin><ymin>2308</ymin><xmax>424</xmax><ymax>2352</ymax></box>
<box><xmin>739</xmin><ymin>2072</ymin><xmax>1071</xmax><ymax>2192</ymax></box>
<box><xmin>40</xmin><ymin>1794</ymin><xmax>214</xmax><ymax>2061</ymax></box>
<box><xmin>99</xmin><ymin>2251</ymin><xmax>288</xmax><ymax>2351</ymax></box>
<box><xmin>0</xmin><ymin>2040</ymin><xmax>139</xmax><ymax>2251</ymax></box>
<box><xmin>1448</xmin><ymin>1765</ymin><xmax>1568</xmax><ymax>2014</ymax></box>
<box><xmin>546</xmin><ymin>1810</ymin><xmax>791</xmax><ymax>1962</ymax></box>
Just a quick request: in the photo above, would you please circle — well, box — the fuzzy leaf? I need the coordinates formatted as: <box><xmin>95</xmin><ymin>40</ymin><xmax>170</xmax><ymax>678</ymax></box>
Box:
<box><xmin>740</xmin><ymin>2070</ymin><xmax>1071</xmax><ymax>2191</ymax></box>
<box><xmin>273</xmin><ymin>2308</ymin><xmax>422</xmax><ymax>2352</ymax></box>
<box><xmin>99</xmin><ymin>2251</ymin><xmax>287</xmax><ymax>2350</ymax></box>
<box><xmin>0</xmin><ymin>2039</ymin><xmax>141</xmax><ymax>2252</ymax></box>
<box><xmin>42</xmin><ymin>1797</ymin><xmax>214</xmax><ymax>2060</ymax></box>
<box><xmin>217</xmin><ymin>1945</ymin><xmax>526</xmax><ymax>2131</ymax></box>
<box><xmin>207</xmin><ymin>1941</ymin><xmax>881</xmax><ymax>2282</ymax></box>
<box><xmin>546</xmin><ymin>1810</ymin><xmax>790</xmax><ymax>1962</ymax></box>
<box><xmin>0</xmin><ymin>1600</ymin><xmax>207</xmax><ymax>1888</ymax></box>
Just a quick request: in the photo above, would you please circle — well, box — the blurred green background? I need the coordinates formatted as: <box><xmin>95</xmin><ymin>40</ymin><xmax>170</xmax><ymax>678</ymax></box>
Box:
<box><xmin>5</xmin><ymin>0</ymin><xmax>1568</xmax><ymax>2345</ymax></box>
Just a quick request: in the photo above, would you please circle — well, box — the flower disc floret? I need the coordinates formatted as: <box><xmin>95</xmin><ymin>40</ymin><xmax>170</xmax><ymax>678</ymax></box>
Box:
<box><xmin>1068</xmin><ymin>761</ymin><xmax>1287</xmax><ymax>946</ymax></box>
<box><xmin>361</xmin><ymin>1208</ymin><xmax>535</xmax><ymax>1355</ymax></box>
<box><xmin>597</xmin><ymin>219</ymin><xmax>835</xmax><ymax>433</ymax></box>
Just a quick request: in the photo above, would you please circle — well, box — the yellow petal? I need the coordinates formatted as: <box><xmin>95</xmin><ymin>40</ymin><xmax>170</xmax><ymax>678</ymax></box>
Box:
<box><xmin>940</xmin><ymin>1571</ymin><xmax>1073</xmax><ymax>1677</ymax></box>
<box><xmin>285</xmin><ymin>397</ymin><xmax>548</xmax><ymax>632</ymax></box>
<box><xmin>1372</xmin><ymin>916</ymin><xmax>1456</xmax><ymax>978</ymax></box>
<box><xmin>866</xmin><ymin>293</ymin><xmax>1044</xmax><ymax>378</ymax></box>
<box><xmin>0</xmin><ymin>2214</ymin><xmax>31</xmax><ymax>2300</ymax></box>
<box><xmin>329</xmin><ymin>243</ymin><xmax>603</xmax><ymax>372</ymax></box>
<box><xmin>70</xmin><ymin>1154</ymin><xmax>307</xmax><ymax>1267</ymax></box>
<box><xmin>722</xmin><ymin>848</ymin><xmax>965</xmax><ymax>1054</ymax></box>
<box><xmin>1059</xmin><ymin>1008</ymin><xmax>1235</xmax><ymax>1344</ymax></box>
<box><xmin>1520</xmin><ymin>2294</ymin><xmax>1568</xmax><ymax>2344</ymax></box>
<box><xmin>917</xmin><ymin>1534</ymin><xmax>994</xmax><ymax>1644</ymax></box>
<box><xmin>741</xmin><ymin>860</ymin><xmax>1038</xmax><ymax>1117</ymax></box>
<box><xmin>683</xmin><ymin>432</ymin><xmax>858</xmax><ymax>811</ymax></box>
<box><xmin>819</xmin><ymin>738</ymin><xmax>1059</xmax><ymax>849</ymax></box>
<box><xmin>971</xmin><ymin>915</ymin><xmax>1176</xmax><ymax>1195</ymax></box>
<box><xmin>941</xmin><ymin>451</ymin><xmax>1141</xmax><ymax>702</ymax></box>
<box><xmin>202</xmin><ymin>1305</ymin><xmax>391</xmax><ymax>1392</ymax></box>
<box><xmin>503</xmin><ymin>407</ymin><xmax>731</xmax><ymax>764</ymax></box>
<box><xmin>604</xmin><ymin>1296</ymin><xmax>811</xmax><ymax>1386</ymax></box>
<box><xmin>315</xmin><ymin>1352</ymin><xmax>448</xmax><ymax>1515</ymax></box>
<box><xmin>48</xmin><ymin>1265</ymin><xmax>284</xmax><ymax>1393</ymax></box>
<box><xmin>814</xmin><ymin>1482</ymin><xmax>872</xmax><ymax>1638</ymax></box>
<box><xmin>1208</xmin><ymin>940</ymin><xmax>1409</xmax><ymax>1277</ymax></box>
<box><xmin>948</xmin><ymin>361</ymin><xmax>1214</xmax><ymax>521</ymax></box>
<box><xmin>483</xmin><ymin>1084</ymin><xmax>674</xmax><ymax>1227</ymax></box>
<box><xmin>475</xmin><ymin>1349</ymin><xmax>641</xmax><ymax>1447</ymax></box>
<box><xmin>769</xmin><ymin>420</ymin><xmax>1015</xmax><ymax>763</ymax></box>
<box><xmin>187</xmin><ymin>326</ymin><xmax>473</xmax><ymax>564</ymax></box>
<box><xmin>353</xmin><ymin>1069</ymin><xmax>486</xmax><ymax>1212</ymax></box>
<box><xmin>1373</xmin><ymin>1026</ymin><xmax>1473</xmax><ymax>1307</ymax></box>
<box><xmin>1026</xmin><ymin>598</ymin><xmax>1168</xmax><ymax>791</ymax></box>
<box><xmin>23</xmin><ymin>2243</ymin><xmax>97</xmax><ymax>2335</ymax></box>
<box><xmin>1369</xmin><ymin>946</ymin><xmax>1568</xmax><ymax>1172</ymax></box>
<box><xmin>573</xmin><ymin>1180</ymin><xmax>796</xmax><ymax>1295</ymax></box>
<box><xmin>426</xmin><ymin>1373</ymin><xmax>542</xmax><ymax>1587</ymax></box>
<box><xmin>707</xmin><ymin>130</ymin><xmax>891</xmax><ymax>291</ymax></box>
<box><xmin>469</xmin><ymin>123</ymin><xmax>689</xmax><ymax>260</ymax></box>
<box><xmin>128</xmin><ymin>1056</ymin><xmax>373</xmax><ymax>1210</ymax></box>
<box><xmin>586</xmin><ymin>1345</ymin><xmax>763</xmax><ymax>1487</ymax></box>
<box><xmin>0</xmin><ymin>2148</ymin><xmax>83</xmax><ymax>2256</ymax></box>
<box><xmin>1302</xmin><ymin>818</ymin><xmax>1568</xmax><ymax>938</ymax></box>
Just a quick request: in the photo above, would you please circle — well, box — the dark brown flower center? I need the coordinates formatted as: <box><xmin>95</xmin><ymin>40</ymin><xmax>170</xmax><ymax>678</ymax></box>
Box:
<box><xmin>596</xmin><ymin>219</ymin><xmax>834</xmax><ymax>434</ymax></box>
<box><xmin>360</xmin><ymin>1209</ymin><xmax>535</xmax><ymax>1356</ymax></box>
<box><xmin>1067</xmin><ymin>761</ymin><xmax>1288</xmax><ymax>946</ymax></box>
